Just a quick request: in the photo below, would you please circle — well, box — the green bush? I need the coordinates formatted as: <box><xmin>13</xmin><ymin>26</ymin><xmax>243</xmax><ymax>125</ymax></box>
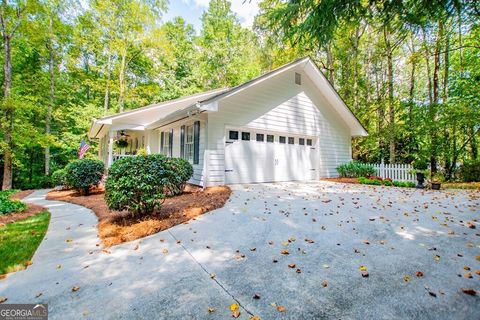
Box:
<box><xmin>458</xmin><ymin>161</ymin><xmax>480</xmax><ymax>182</ymax></box>
<box><xmin>337</xmin><ymin>161</ymin><xmax>376</xmax><ymax>178</ymax></box>
<box><xmin>0</xmin><ymin>190</ymin><xmax>27</xmax><ymax>215</ymax></box>
<box><xmin>392</xmin><ymin>180</ymin><xmax>416</xmax><ymax>188</ymax></box>
<box><xmin>383</xmin><ymin>179</ymin><xmax>393</xmax><ymax>186</ymax></box>
<box><xmin>65</xmin><ymin>159</ymin><xmax>104</xmax><ymax>195</ymax></box>
<box><xmin>51</xmin><ymin>168</ymin><xmax>68</xmax><ymax>187</ymax></box>
<box><xmin>358</xmin><ymin>177</ymin><xmax>382</xmax><ymax>185</ymax></box>
<box><xmin>105</xmin><ymin>154</ymin><xmax>193</xmax><ymax>216</ymax></box>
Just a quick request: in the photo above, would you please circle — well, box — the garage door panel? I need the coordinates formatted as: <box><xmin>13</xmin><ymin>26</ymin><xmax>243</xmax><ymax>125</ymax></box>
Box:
<box><xmin>225</xmin><ymin>130</ymin><xmax>317</xmax><ymax>184</ymax></box>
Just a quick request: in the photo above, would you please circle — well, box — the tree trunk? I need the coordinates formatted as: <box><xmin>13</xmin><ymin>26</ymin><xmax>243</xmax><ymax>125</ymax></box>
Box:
<box><xmin>326</xmin><ymin>43</ymin><xmax>334</xmax><ymax>84</ymax></box>
<box><xmin>118</xmin><ymin>49</ymin><xmax>126</xmax><ymax>113</ymax></box>
<box><xmin>45</xmin><ymin>18</ymin><xmax>54</xmax><ymax>176</ymax></box>
<box><xmin>2</xmin><ymin>34</ymin><xmax>13</xmax><ymax>190</ymax></box>
<box><xmin>103</xmin><ymin>54</ymin><xmax>111</xmax><ymax>115</ymax></box>
<box><xmin>384</xmin><ymin>26</ymin><xmax>395</xmax><ymax>164</ymax></box>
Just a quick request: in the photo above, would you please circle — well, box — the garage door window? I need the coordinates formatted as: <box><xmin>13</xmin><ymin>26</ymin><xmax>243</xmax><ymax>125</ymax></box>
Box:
<box><xmin>307</xmin><ymin>139</ymin><xmax>313</xmax><ymax>146</ymax></box>
<box><xmin>267</xmin><ymin>135</ymin><xmax>274</xmax><ymax>143</ymax></box>
<box><xmin>299</xmin><ymin>138</ymin><xmax>305</xmax><ymax>145</ymax></box>
<box><xmin>279</xmin><ymin>136</ymin><xmax>286</xmax><ymax>144</ymax></box>
<box><xmin>288</xmin><ymin>137</ymin><xmax>294</xmax><ymax>144</ymax></box>
<box><xmin>229</xmin><ymin>130</ymin><xmax>238</xmax><ymax>140</ymax></box>
<box><xmin>242</xmin><ymin>132</ymin><xmax>250</xmax><ymax>140</ymax></box>
<box><xmin>256</xmin><ymin>133</ymin><xmax>264</xmax><ymax>142</ymax></box>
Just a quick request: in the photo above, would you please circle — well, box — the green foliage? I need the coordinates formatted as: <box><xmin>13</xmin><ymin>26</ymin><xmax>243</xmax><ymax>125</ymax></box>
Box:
<box><xmin>105</xmin><ymin>154</ymin><xmax>193</xmax><ymax>216</ymax></box>
<box><xmin>65</xmin><ymin>159</ymin><xmax>104</xmax><ymax>195</ymax></box>
<box><xmin>51</xmin><ymin>168</ymin><xmax>68</xmax><ymax>186</ymax></box>
<box><xmin>392</xmin><ymin>180</ymin><xmax>416</xmax><ymax>188</ymax></box>
<box><xmin>336</xmin><ymin>161</ymin><xmax>376</xmax><ymax>178</ymax></box>
<box><xmin>358</xmin><ymin>177</ymin><xmax>382</xmax><ymax>186</ymax></box>
<box><xmin>0</xmin><ymin>211</ymin><xmax>50</xmax><ymax>274</ymax></box>
<box><xmin>412</xmin><ymin>158</ymin><xmax>428</xmax><ymax>170</ymax></box>
<box><xmin>0</xmin><ymin>190</ymin><xmax>27</xmax><ymax>215</ymax></box>
<box><xmin>115</xmin><ymin>139</ymin><xmax>128</xmax><ymax>148</ymax></box>
<box><xmin>458</xmin><ymin>161</ymin><xmax>480</xmax><ymax>182</ymax></box>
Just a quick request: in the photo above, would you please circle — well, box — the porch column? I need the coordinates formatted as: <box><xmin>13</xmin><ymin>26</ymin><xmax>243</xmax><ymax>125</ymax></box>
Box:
<box><xmin>108</xmin><ymin>129</ymin><xmax>114</xmax><ymax>168</ymax></box>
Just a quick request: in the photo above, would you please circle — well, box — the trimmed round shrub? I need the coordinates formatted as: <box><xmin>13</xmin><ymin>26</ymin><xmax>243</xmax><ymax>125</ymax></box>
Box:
<box><xmin>51</xmin><ymin>168</ymin><xmax>68</xmax><ymax>187</ymax></box>
<box><xmin>65</xmin><ymin>159</ymin><xmax>104</xmax><ymax>195</ymax></box>
<box><xmin>105</xmin><ymin>154</ymin><xmax>193</xmax><ymax>216</ymax></box>
<box><xmin>458</xmin><ymin>161</ymin><xmax>480</xmax><ymax>182</ymax></box>
<box><xmin>336</xmin><ymin>161</ymin><xmax>376</xmax><ymax>178</ymax></box>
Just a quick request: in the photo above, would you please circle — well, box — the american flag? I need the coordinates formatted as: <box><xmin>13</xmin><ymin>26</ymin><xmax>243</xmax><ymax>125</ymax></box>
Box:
<box><xmin>79</xmin><ymin>140</ymin><xmax>90</xmax><ymax>159</ymax></box>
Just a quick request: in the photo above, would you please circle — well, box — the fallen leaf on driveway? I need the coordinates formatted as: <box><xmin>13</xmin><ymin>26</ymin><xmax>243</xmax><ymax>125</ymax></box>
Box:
<box><xmin>416</xmin><ymin>271</ymin><xmax>424</xmax><ymax>277</ymax></box>
<box><xmin>363</xmin><ymin>240</ymin><xmax>370</xmax><ymax>245</ymax></box>
<box><xmin>276</xmin><ymin>305</ymin><xmax>286</xmax><ymax>312</ymax></box>
<box><xmin>210</xmin><ymin>273</ymin><xmax>216</xmax><ymax>279</ymax></box>
<box><xmin>461</xmin><ymin>288</ymin><xmax>477</xmax><ymax>296</ymax></box>
<box><xmin>35</xmin><ymin>292</ymin><xmax>43</xmax><ymax>298</ymax></box>
<box><xmin>296</xmin><ymin>268</ymin><xmax>301</xmax><ymax>273</ymax></box>
<box><xmin>162</xmin><ymin>249</ymin><xmax>168</xmax><ymax>254</ymax></box>
<box><xmin>463</xmin><ymin>273</ymin><xmax>473</xmax><ymax>278</ymax></box>
<box><xmin>288</xmin><ymin>264</ymin><xmax>296</xmax><ymax>268</ymax></box>
<box><xmin>0</xmin><ymin>297</ymin><xmax>7</xmax><ymax>303</ymax></box>
<box><xmin>361</xmin><ymin>271</ymin><xmax>369</xmax><ymax>277</ymax></box>
<box><xmin>434</xmin><ymin>255</ymin><xmax>440</xmax><ymax>262</ymax></box>
<box><xmin>72</xmin><ymin>286</ymin><xmax>80</xmax><ymax>292</ymax></box>
<box><xmin>207</xmin><ymin>307</ymin><xmax>216</xmax><ymax>313</ymax></box>
<box><xmin>250</xmin><ymin>316</ymin><xmax>261</xmax><ymax>320</ymax></box>
<box><xmin>250</xmin><ymin>247</ymin><xmax>256</xmax><ymax>252</ymax></box>
<box><xmin>133</xmin><ymin>245</ymin><xmax>139</xmax><ymax>250</ymax></box>
<box><xmin>66</xmin><ymin>239</ymin><xmax>73</xmax><ymax>243</ymax></box>
<box><xmin>25</xmin><ymin>260</ymin><xmax>33</xmax><ymax>266</ymax></box>
<box><xmin>232</xmin><ymin>310</ymin><xmax>241</xmax><ymax>318</ymax></box>
<box><xmin>322</xmin><ymin>281</ymin><xmax>328</xmax><ymax>287</ymax></box>
<box><xmin>305</xmin><ymin>239</ymin><xmax>315</xmax><ymax>244</ymax></box>
<box><xmin>102</xmin><ymin>249</ymin><xmax>111</xmax><ymax>254</ymax></box>
<box><xmin>403</xmin><ymin>275</ymin><xmax>411</xmax><ymax>282</ymax></box>
<box><xmin>56</xmin><ymin>264</ymin><xmax>62</xmax><ymax>269</ymax></box>
<box><xmin>280</xmin><ymin>250</ymin><xmax>289</xmax><ymax>255</ymax></box>
<box><xmin>359</xmin><ymin>265</ymin><xmax>367</xmax><ymax>271</ymax></box>
<box><xmin>230</xmin><ymin>303</ymin><xmax>238</xmax><ymax>311</ymax></box>
<box><xmin>253</xmin><ymin>294</ymin><xmax>261</xmax><ymax>300</ymax></box>
<box><xmin>463</xmin><ymin>266</ymin><xmax>470</xmax><ymax>270</ymax></box>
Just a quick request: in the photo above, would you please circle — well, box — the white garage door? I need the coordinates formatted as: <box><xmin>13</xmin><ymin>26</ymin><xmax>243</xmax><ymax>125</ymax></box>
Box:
<box><xmin>224</xmin><ymin>129</ymin><xmax>317</xmax><ymax>184</ymax></box>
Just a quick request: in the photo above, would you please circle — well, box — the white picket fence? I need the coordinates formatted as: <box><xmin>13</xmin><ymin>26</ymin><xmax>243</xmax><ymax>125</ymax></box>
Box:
<box><xmin>370</xmin><ymin>161</ymin><xmax>416</xmax><ymax>182</ymax></box>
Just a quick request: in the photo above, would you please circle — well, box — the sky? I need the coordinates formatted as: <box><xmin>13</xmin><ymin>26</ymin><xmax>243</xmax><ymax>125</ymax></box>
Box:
<box><xmin>163</xmin><ymin>0</ymin><xmax>260</xmax><ymax>32</ymax></box>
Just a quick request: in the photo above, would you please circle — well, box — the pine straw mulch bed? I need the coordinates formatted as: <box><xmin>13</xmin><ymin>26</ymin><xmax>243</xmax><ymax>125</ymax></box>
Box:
<box><xmin>0</xmin><ymin>190</ymin><xmax>46</xmax><ymax>226</ymax></box>
<box><xmin>321</xmin><ymin>177</ymin><xmax>360</xmax><ymax>184</ymax></box>
<box><xmin>46</xmin><ymin>185</ymin><xmax>231</xmax><ymax>247</ymax></box>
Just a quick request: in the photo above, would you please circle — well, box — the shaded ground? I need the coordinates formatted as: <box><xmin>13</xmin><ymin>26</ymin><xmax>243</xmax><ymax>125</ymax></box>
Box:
<box><xmin>46</xmin><ymin>185</ymin><xmax>231</xmax><ymax>246</ymax></box>
<box><xmin>1</xmin><ymin>183</ymin><xmax>479</xmax><ymax>319</ymax></box>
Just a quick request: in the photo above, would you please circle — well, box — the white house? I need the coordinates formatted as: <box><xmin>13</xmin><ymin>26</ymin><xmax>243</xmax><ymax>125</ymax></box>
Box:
<box><xmin>88</xmin><ymin>57</ymin><xmax>367</xmax><ymax>186</ymax></box>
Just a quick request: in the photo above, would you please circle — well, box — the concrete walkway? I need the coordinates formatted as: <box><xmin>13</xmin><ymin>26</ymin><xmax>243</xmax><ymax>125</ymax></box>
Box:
<box><xmin>1</xmin><ymin>184</ymin><xmax>479</xmax><ymax>319</ymax></box>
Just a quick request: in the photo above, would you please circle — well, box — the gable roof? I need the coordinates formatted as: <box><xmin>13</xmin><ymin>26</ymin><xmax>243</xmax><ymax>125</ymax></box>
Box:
<box><xmin>89</xmin><ymin>57</ymin><xmax>367</xmax><ymax>138</ymax></box>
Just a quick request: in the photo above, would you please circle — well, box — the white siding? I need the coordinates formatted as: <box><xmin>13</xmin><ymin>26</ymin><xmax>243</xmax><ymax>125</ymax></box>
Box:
<box><xmin>205</xmin><ymin>68</ymin><xmax>352</xmax><ymax>185</ymax></box>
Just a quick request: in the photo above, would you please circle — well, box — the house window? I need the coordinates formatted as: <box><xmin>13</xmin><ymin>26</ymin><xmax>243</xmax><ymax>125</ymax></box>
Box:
<box><xmin>229</xmin><ymin>130</ymin><xmax>238</xmax><ymax>140</ymax></box>
<box><xmin>256</xmin><ymin>133</ymin><xmax>264</xmax><ymax>142</ymax></box>
<box><xmin>307</xmin><ymin>138</ymin><xmax>313</xmax><ymax>146</ymax></box>
<box><xmin>299</xmin><ymin>138</ymin><xmax>305</xmax><ymax>145</ymax></box>
<box><xmin>185</xmin><ymin>125</ymin><xmax>194</xmax><ymax>162</ymax></box>
<box><xmin>288</xmin><ymin>137</ymin><xmax>295</xmax><ymax>144</ymax></box>
<box><xmin>267</xmin><ymin>135</ymin><xmax>274</xmax><ymax>143</ymax></box>
<box><xmin>162</xmin><ymin>131</ymin><xmax>171</xmax><ymax>156</ymax></box>
<box><xmin>279</xmin><ymin>136</ymin><xmax>286</xmax><ymax>144</ymax></box>
<box><xmin>242</xmin><ymin>132</ymin><xmax>250</xmax><ymax>140</ymax></box>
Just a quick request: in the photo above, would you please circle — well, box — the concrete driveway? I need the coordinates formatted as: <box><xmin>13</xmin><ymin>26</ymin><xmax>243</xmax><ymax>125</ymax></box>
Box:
<box><xmin>1</xmin><ymin>182</ymin><xmax>479</xmax><ymax>319</ymax></box>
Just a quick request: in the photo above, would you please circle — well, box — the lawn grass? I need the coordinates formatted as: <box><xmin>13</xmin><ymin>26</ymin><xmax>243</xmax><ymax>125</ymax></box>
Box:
<box><xmin>0</xmin><ymin>211</ymin><xmax>50</xmax><ymax>275</ymax></box>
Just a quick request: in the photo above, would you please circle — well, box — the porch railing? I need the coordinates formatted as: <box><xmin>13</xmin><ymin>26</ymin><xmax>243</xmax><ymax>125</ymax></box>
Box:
<box><xmin>112</xmin><ymin>154</ymin><xmax>135</xmax><ymax>162</ymax></box>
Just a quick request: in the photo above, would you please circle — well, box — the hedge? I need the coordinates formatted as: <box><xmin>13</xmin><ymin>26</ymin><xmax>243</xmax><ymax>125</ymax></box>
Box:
<box><xmin>336</xmin><ymin>161</ymin><xmax>376</xmax><ymax>178</ymax></box>
<box><xmin>65</xmin><ymin>159</ymin><xmax>104</xmax><ymax>195</ymax></box>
